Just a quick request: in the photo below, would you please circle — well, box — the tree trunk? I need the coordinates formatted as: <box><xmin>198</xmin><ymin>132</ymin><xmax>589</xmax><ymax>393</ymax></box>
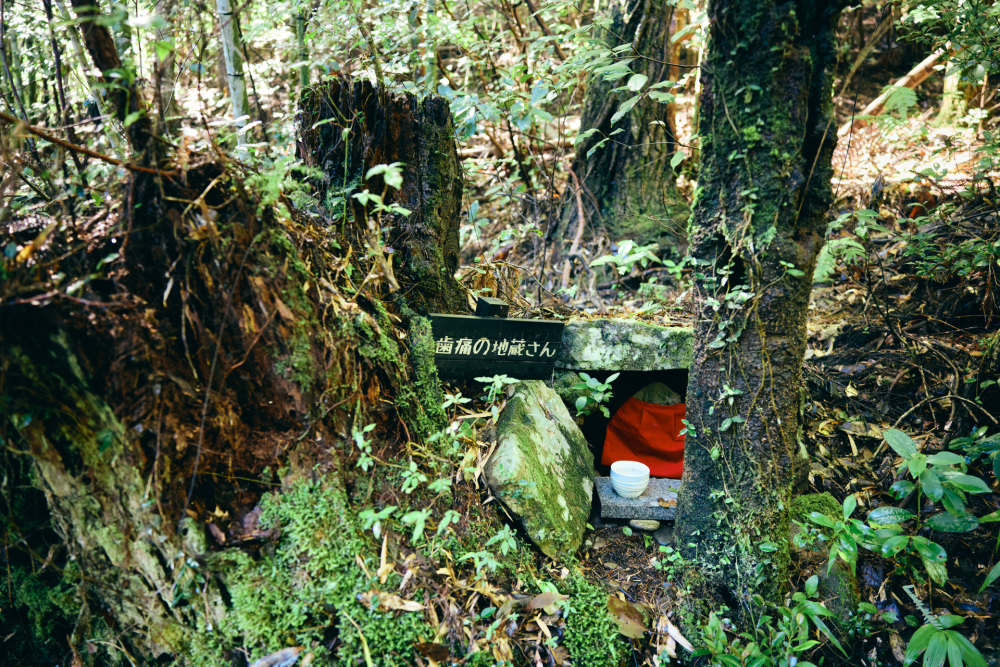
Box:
<box><xmin>69</xmin><ymin>0</ymin><xmax>153</xmax><ymax>153</ymax></box>
<box><xmin>154</xmin><ymin>0</ymin><xmax>180</xmax><ymax>134</ymax></box>
<box><xmin>674</xmin><ymin>0</ymin><xmax>846</xmax><ymax>610</ymax></box>
<box><xmin>216</xmin><ymin>0</ymin><xmax>250</xmax><ymax>142</ymax></box>
<box><xmin>558</xmin><ymin>0</ymin><xmax>687</xmax><ymax>250</ymax></box>
<box><xmin>295</xmin><ymin>11</ymin><xmax>309</xmax><ymax>89</ymax></box>
<box><xmin>297</xmin><ymin>77</ymin><xmax>468</xmax><ymax>315</ymax></box>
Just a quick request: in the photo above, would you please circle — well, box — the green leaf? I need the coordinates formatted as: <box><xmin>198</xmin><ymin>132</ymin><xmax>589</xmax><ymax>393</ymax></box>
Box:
<box><xmin>926</xmin><ymin>452</ymin><xmax>965</xmax><ymax>466</ymax></box>
<box><xmin>980</xmin><ymin>509</ymin><xmax>1000</xmax><ymax>523</ymax></box>
<box><xmin>885</xmin><ymin>428</ymin><xmax>918</xmax><ymax>459</ymax></box>
<box><xmin>868</xmin><ymin>506</ymin><xmax>915</xmax><ymax>525</ymax></box>
<box><xmin>926</xmin><ymin>512</ymin><xmax>979</xmax><ymax>533</ymax></box>
<box><xmin>626</xmin><ymin>73</ymin><xmax>648</xmax><ymax>91</ymax></box>
<box><xmin>649</xmin><ymin>91</ymin><xmax>675</xmax><ymax>103</ymax></box>
<box><xmin>909</xmin><ymin>454</ymin><xmax>929</xmax><ymax>477</ymax></box>
<box><xmin>944</xmin><ymin>474</ymin><xmax>991</xmax><ymax>494</ymax></box>
<box><xmin>925</xmin><ymin>631</ymin><xmax>948</xmax><ymax>667</ymax></box>
<box><xmin>807</xmin><ymin>511</ymin><xmax>835</xmax><ymax>528</ymax></box>
<box><xmin>574</xmin><ymin>128</ymin><xmax>599</xmax><ymax>146</ymax></box>
<box><xmin>920</xmin><ymin>470</ymin><xmax>944</xmax><ymax>502</ymax></box>
<box><xmin>922</xmin><ymin>558</ymin><xmax>949</xmax><ymax>586</ymax></box>
<box><xmin>575</xmin><ymin>396</ymin><xmax>588</xmax><ymax>411</ymax></box>
<box><xmin>670</xmin><ymin>151</ymin><xmax>685</xmax><ymax>169</ymax></box>
<box><xmin>843</xmin><ymin>494</ymin><xmax>858</xmax><ymax>520</ymax></box>
<box><xmin>804</xmin><ymin>575</ymin><xmax>819</xmax><ymax>597</ymax></box>
<box><xmin>123</xmin><ymin>110</ymin><xmax>143</xmax><ymax>127</ymax></box>
<box><xmin>586</xmin><ymin>138</ymin><xmax>609</xmax><ymax>158</ymax></box>
<box><xmin>941</xmin><ymin>488</ymin><xmax>966</xmax><ymax>516</ymax></box>
<box><xmin>881</xmin><ymin>535</ymin><xmax>910</xmax><ymax>557</ymax></box>
<box><xmin>943</xmin><ymin>630</ymin><xmax>987</xmax><ymax>667</ymax></box>
<box><xmin>155</xmin><ymin>39</ymin><xmax>174</xmax><ymax>61</ymax></box>
<box><xmin>808</xmin><ymin>612</ymin><xmax>846</xmax><ymax>655</ymax></box>
<box><xmin>946</xmin><ymin>635</ymin><xmax>963</xmax><ymax>667</ymax></box>
<box><xmin>892</xmin><ymin>480</ymin><xmax>916</xmax><ymax>499</ymax></box>
<box><xmin>936</xmin><ymin>615</ymin><xmax>964</xmax><ymax>629</ymax></box>
<box><xmin>993</xmin><ymin>452</ymin><xmax>1000</xmax><ymax>481</ymax></box>
<box><xmin>978</xmin><ymin>560</ymin><xmax>1000</xmax><ymax>593</ymax></box>
<box><xmin>911</xmin><ymin>536</ymin><xmax>947</xmax><ymax>562</ymax></box>
<box><xmin>904</xmin><ymin>625</ymin><xmax>937</xmax><ymax>665</ymax></box>
<box><xmin>610</xmin><ymin>94</ymin><xmax>641</xmax><ymax>125</ymax></box>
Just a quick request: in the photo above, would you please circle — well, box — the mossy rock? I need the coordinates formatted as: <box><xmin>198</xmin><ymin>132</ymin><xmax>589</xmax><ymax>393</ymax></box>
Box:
<box><xmin>486</xmin><ymin>381</ymin><xmax>594</xmax><ymax>560</ymax></box>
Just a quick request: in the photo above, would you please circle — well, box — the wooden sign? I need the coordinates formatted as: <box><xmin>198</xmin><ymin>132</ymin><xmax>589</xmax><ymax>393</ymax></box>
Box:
<box><xmin>429</xmin><ymin>314</ymin><xmax>565</xmax><ymax>380</ymax></box>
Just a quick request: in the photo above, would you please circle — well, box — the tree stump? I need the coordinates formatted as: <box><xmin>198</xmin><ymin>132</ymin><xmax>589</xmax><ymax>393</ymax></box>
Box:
<box><xmin>297</xmin><ymin>78</ymin><xmax>468</xmax><ymax>315</ymax></box>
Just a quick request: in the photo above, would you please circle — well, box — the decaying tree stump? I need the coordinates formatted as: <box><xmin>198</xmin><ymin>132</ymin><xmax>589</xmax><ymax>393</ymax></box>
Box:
<box><xmin>297</xmin><ymin>77</ymin><xmax>468</xmax><ymax>315</ymax></box>
<box><xmin>2</xmin><ymin>106</ymin><xmax>454</xmax><ymax>661</ymax></box>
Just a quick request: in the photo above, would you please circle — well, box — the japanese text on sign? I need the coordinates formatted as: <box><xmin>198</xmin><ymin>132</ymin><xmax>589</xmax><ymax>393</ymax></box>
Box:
<box><xmin>435</xmin><ymin>336</ymin><xmax>557</xmax><ymax>358</ymax></box>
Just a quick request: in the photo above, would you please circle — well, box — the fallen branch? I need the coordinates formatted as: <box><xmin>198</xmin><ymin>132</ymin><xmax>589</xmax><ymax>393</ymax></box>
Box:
<box><xmin>0</xmin><ymin>110</ymin><xmax>175</xmax><ymax>177</ymax></box>
<box><xmin>838</xmin><ymin>48</ymin><xmax>947</xmax><ymax>137</ymax></box>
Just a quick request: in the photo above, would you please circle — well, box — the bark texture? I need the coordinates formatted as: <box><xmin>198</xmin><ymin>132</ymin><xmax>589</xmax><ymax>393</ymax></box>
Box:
<box><xmin>297</xmin><ymin>77</ymin><xmax>468</xmax><ymax>315</ymax></box>
<box><xmin>559</xmin><ymin>0</ymin><xmax>687</xmax><ymax>249</ymax></box>
<box><xmin>674</xmin><ymin>0</ymin><xmax>846</xmax><ymax>609</ymax></box>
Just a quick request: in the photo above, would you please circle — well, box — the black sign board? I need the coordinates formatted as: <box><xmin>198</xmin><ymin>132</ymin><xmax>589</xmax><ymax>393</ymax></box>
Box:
<box><xmin>429</xmin><ymin>314</ymin><xmax>565</xmax><ymax>380</ymax></box>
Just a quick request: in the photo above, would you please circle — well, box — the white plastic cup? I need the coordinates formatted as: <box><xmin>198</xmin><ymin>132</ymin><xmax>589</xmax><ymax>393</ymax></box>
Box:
<box><xmin>610</xmin><ymin>460</ymin><xmax>650</xmax><ymax>498</ymax></box>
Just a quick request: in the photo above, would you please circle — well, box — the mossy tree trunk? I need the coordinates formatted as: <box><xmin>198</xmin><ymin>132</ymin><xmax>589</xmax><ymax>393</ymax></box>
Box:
<box><xmin>558</xmin><ymin>0</ymin><xmax>688</xmax><ymax>251</ymax></box>
<box><xmin>673</xmin><ymin>0</ymin><xmax>846</xmax><ymax>610</ymax></box>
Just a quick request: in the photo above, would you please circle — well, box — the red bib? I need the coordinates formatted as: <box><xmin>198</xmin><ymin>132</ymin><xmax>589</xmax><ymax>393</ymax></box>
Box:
<box><xmin>602</xmin><ymin>398</ymin><xmax>685</xmax><ymax>478</ymax></box>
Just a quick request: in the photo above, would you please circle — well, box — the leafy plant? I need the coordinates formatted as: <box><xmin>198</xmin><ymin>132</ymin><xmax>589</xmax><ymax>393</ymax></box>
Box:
<box><xmin>949</xmin><ymin>426</ymin><xmax>1000</xmax><ymax>482</ymax></box>
<box><xmin>693</xmin><ymin>580</ymin><xmax>846</xmax><ymax>667</ymax></box>
<box><xmin>352</xmin><ymin>423</ymin><xmax>377</xmax><ymax>471</ymax></box>
<box><xmin>589</xmin><ymin>240</ymin><xmax>661</xmax><ymax>276</ymax></box>
<box><xmin>902</xmin><ymin>585</ymin><xmax>986</xmax><ymax>667</ymax></box>
<box><xmin>572</xmin><ymin>372</ymin><xmax>618</xmax><ymax>418</ymax></box>
<box><xmin>878</xmin><ymin>428</ymin><xmax>991</xmax><ymax>531</ymax></box>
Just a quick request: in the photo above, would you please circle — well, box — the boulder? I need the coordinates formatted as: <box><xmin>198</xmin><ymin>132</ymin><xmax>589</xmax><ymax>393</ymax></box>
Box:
<box><xmin>486</xmin><ymin>380</ymin><xmax>595</xmax><ymax>560</ymax></box>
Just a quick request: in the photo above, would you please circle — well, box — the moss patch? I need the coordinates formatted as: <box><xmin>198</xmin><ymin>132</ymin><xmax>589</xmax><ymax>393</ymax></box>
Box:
<box><xmin>194</xmin><ymin>479</ymin><xmax>433</xmax><ymax>666</ymax></box>
<box><xmin>561</xmin><ymin>576</ymin><xmax>628</xmax><ymax>667</ymax></box>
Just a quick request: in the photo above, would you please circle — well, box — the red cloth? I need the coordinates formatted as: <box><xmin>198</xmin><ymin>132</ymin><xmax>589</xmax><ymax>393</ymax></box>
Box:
<box><xmin>602</xmin><ymin>398</ymin><xmax>686</xmax><ymax>478</ymax></box>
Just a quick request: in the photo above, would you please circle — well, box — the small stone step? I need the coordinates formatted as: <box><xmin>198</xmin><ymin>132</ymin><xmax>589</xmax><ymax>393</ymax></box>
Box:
<box><xmin>595</xmin><ymin>477</ymin><xmax>681</xmax><ymax>520</ymax></box>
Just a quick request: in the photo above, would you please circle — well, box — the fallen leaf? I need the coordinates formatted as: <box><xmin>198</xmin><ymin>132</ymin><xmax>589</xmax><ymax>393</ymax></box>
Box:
<box><xmin>414</xmin><ymin>643</ymin><xmax>450</xmax><ymax>661</ymax></box>
<box><xmin>536</xmin><ymin>617</ymin><xmax>553</xmax><ymax>640</ymax></box>
<box><xmin>249</xmin><ymin>646</ymin><xmax>303</xmax><ymax>667</ymax></box>
<box><xmin>526</xmin><ymin>591</ymin><xmax>567</xmax><ymax>613</ymax></box>
<box><xmin>360</xmin><ymin>591</ymin><xmax>424</xmax><ymax>612</ymax></box>
<box><xmin>657</xmin><ymin>498</ymin><xmax>677</xmax><ymax>508</ymax></box>
<box><xmin>890</xmin><ymin>631</ymin><xmax>906</xmax><ymax>664</ymax></box>
<box><xmin>608</xmin><ymin>595</ymin><xmax>648</xmax><ymax>639</ymax></box>
<box><xmin>665</xmin><ymin>618</ymin><xmax>693</xmax><ymax>652</ymax></box>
